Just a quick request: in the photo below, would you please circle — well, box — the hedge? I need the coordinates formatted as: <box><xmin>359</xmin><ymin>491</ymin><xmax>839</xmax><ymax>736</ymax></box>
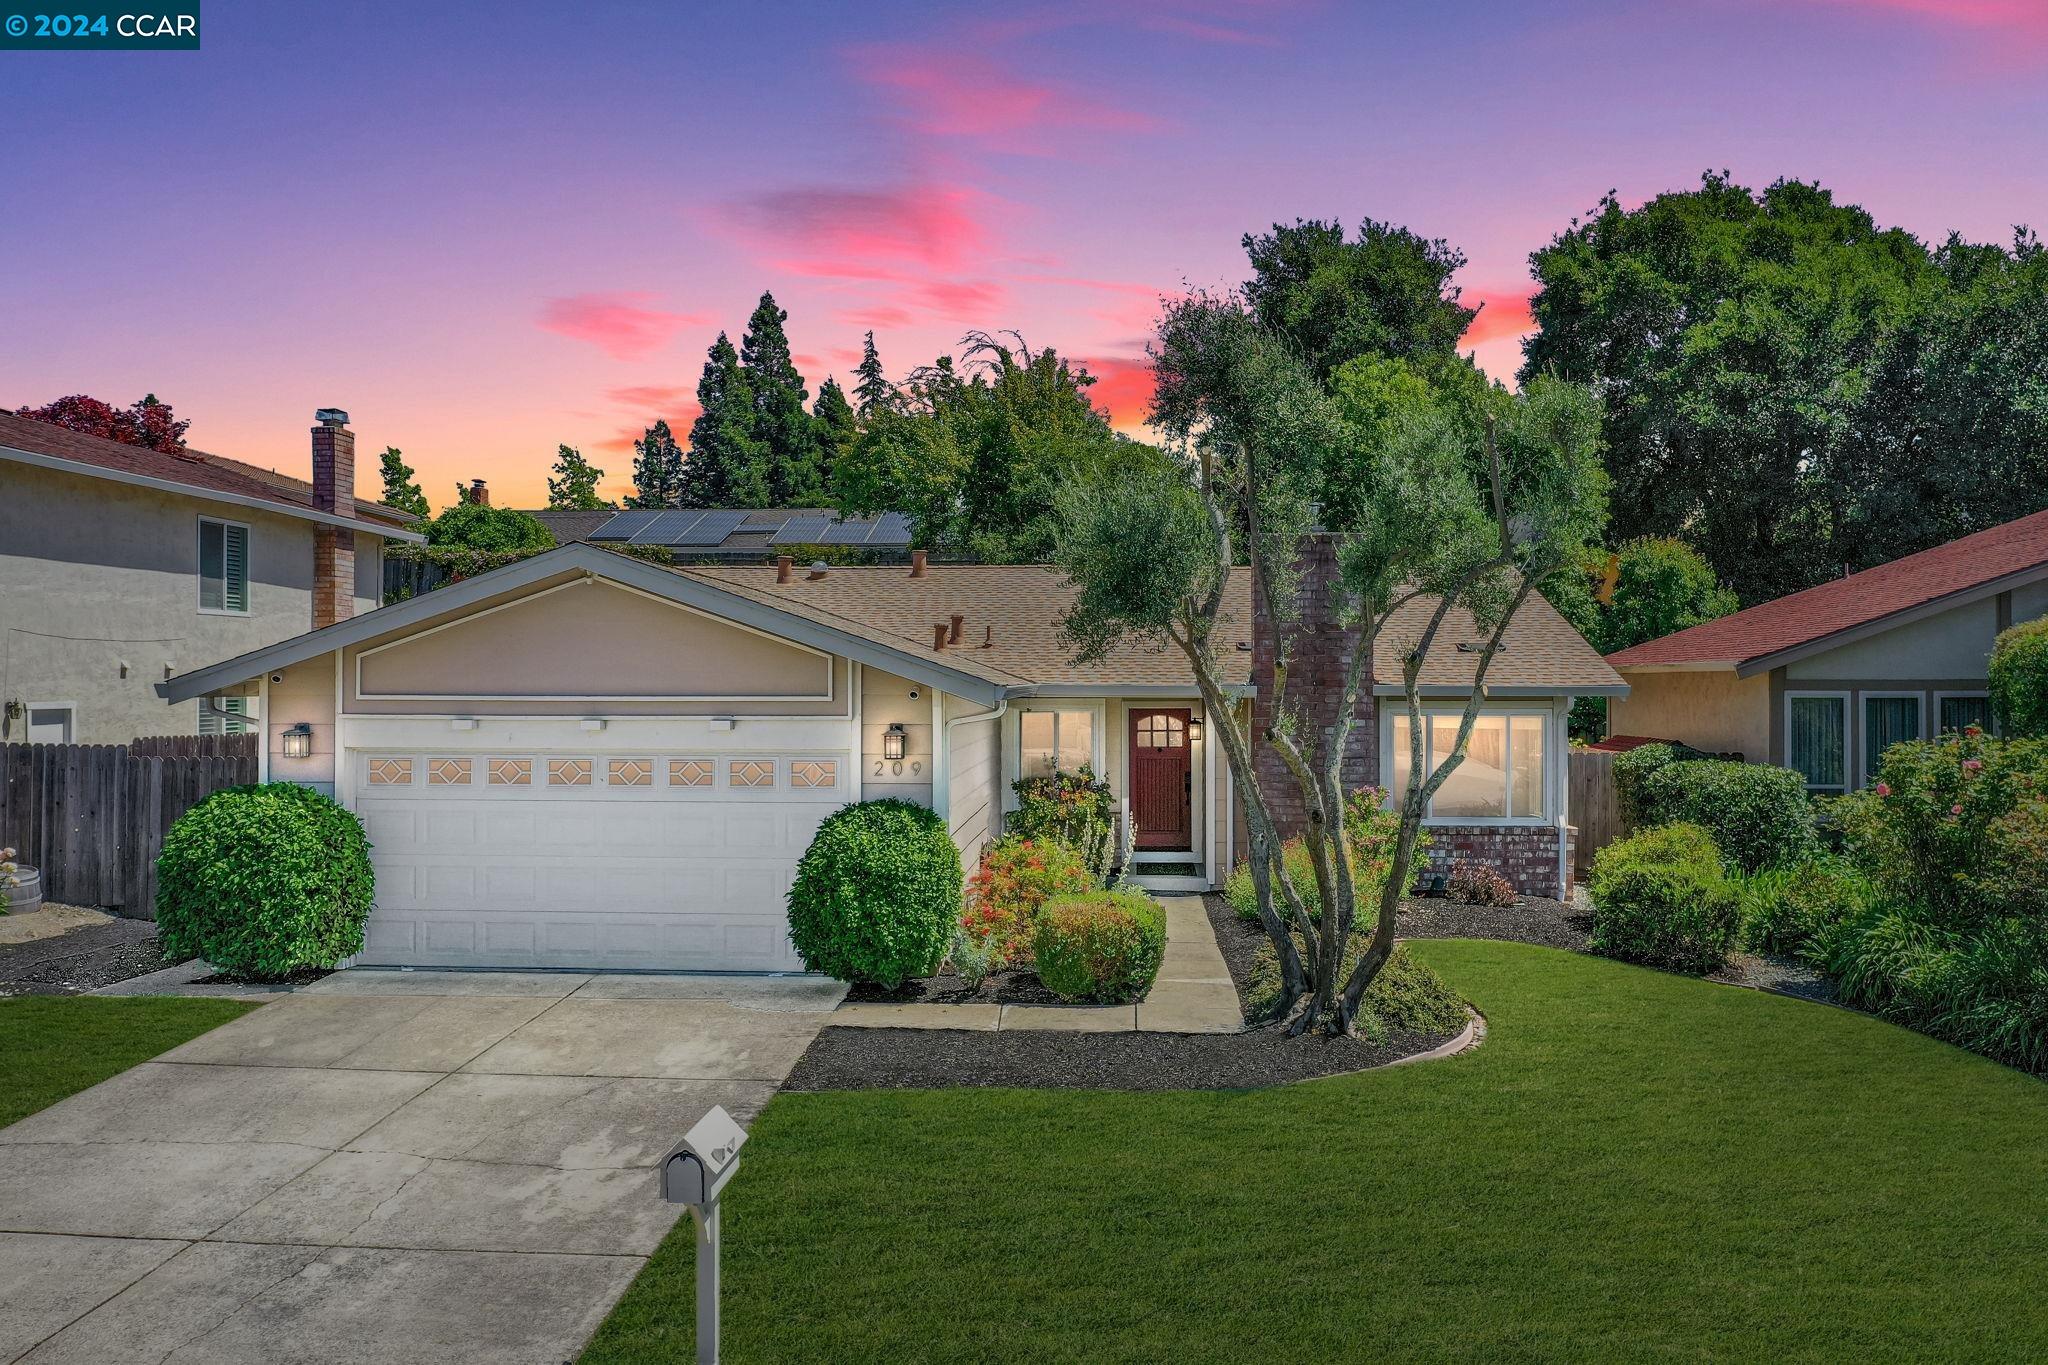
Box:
<box><xmin>1989</xmin><ymin>616</ymin><xmax>2048</xmax><ymax>738</ymax></box>
<box><xmin>1636</xmin><ymin>759</ymin><xmax>1817</xmax><ymax>871</ymax></box>
<box><xmin>787</xmin><ymin>799</ymin><xmax>961</xmax><ymax>987</ymax></box>
<box><xmin>1588</xmin><ymin>822</ymin><xmax>1742</xmax><ymax>974</ymax></box>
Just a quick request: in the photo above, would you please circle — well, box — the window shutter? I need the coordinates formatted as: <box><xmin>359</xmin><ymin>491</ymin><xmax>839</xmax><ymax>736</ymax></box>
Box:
<box><xmin>224</xmin><ymin>524</ymin><xmax>249</xmax><ymax>612</ymax></box>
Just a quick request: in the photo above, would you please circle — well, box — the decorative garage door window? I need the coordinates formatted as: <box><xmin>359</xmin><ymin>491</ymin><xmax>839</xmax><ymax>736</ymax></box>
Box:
<box><xmin>361</xmin><ymin>753</ymin><xmax>844</xmax><ymax>795</ymax></box>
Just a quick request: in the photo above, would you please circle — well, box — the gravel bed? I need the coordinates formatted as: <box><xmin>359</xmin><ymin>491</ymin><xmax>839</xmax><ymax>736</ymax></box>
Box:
<box><xmin>0</xmin><ymin>918</ymin><xmax>187</xmax><ymax>997</ymax></box>
<box><xmin>1709</xmin><ymin>952</ymin><xmax>1838</xmax><ymax>1003</ymax></box>
<box><xmin>783</xmin><ymin>1021</ymin><xmax>1456</xmax><ymax>1092</ymax></box>
<box><xmin>846</xmin><ymin>965</ymin><xmax>1062</xmax><ymax>1007</ymax></box>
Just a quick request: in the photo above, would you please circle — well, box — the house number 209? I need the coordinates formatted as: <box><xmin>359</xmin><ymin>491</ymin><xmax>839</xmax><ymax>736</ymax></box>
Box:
<box><xmin>873</xmin><ymin>759</ymin><xmax>924</xmax><ymax>777</ymax></box>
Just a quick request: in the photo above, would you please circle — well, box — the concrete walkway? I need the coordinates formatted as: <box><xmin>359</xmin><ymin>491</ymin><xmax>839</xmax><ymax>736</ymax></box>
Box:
<box><xmin>0</xmin><ymin>969</ymin><xmax>844</xmax><ymax>1364</ymax></box>
<box><xmin>832</xmin><ymin>895</ymin><xmax>1241</xmax><ymax>1035</ymax></box>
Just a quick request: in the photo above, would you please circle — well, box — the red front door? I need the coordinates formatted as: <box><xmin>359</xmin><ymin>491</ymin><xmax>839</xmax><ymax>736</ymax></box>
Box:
<box><xmin>1129</xmin><ymin>708</ymin><xmax>1192</xmax><ymax>850</ymax></box>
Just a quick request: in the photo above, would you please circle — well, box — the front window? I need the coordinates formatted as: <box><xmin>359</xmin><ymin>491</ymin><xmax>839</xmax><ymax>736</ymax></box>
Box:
<box><xmin>1862</xmin><ymin>694</ymin><xmax>1923</xmax><ymax>779</ymax></box>
<box><xmin>197</xmin><ymin>517</ymin><xmax>249</xmax><ymax>614</ymax></box>
<box><xmin>1787</xmin><ymin>694</ymin><xmax>1848</xmax><ymax>793</ymax></box>
<box><xmin>1937</xmin><ymin>693</ymin><xmax>1993</xmax><ymax>735</ymax></box>
<box><xmin>1390</xmin><ymin>711</ymin><xmax>1548</xmax><ymax>821</ymax></box>
<box><xmin>1019</xmin><ymin>709</ymin><xmax>1094</xmax><ymax>778</ymax></box>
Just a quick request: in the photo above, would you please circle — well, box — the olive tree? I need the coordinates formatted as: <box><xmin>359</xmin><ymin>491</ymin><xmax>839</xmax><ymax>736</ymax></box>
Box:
<box><xmin>1054</xmin><ymin>293</ymin><xmax>1606</xmax><ymax>1034</ymax></box>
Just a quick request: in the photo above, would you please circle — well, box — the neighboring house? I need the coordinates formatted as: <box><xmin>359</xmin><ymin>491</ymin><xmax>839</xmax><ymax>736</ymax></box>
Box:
<box><xmin>524</xmin><ymin>506</ymin><xmax>916</xmax><ymax>558</ymax></box>
<box><xmin>0</xmin><ymin>409</ymin><xmax>423</xmax><ymax>744</ymax></box>
<box><xmin>1606</xmin><ymin>508</ymin><xmax>2048</xmax><ymax>793</ymax></box>
<box><xmin>160</xmin><ymin>541</ymin><xmax>1621</xmax><ymax>973</ymax></box>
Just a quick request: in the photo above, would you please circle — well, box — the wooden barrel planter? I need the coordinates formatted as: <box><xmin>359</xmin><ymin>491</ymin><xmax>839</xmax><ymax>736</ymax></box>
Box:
<box><xmin>4</xmin><ymin>865</ymin><xmax>42</xmax><ymax>916</ymax></box>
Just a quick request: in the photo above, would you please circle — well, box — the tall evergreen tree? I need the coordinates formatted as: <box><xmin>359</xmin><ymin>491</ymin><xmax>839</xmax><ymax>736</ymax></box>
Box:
<box><xmin>852</xmin><ymin>330</ymin><xmax>896</xmax><ymax>418</ymax></box>
<box><xmin>625</xmin><ymin>420</ymin><xmax>686</xmax><ymax>509</ymax></box>
<box><xmin>376</xmin><ymin>446</ymin><xmax>429</xmax><ymax>516</ymax></box>
<box><xmin>811</xmin><ymin>377</ymin><xmax>856</xmax><ymax>504</ymax></box>
<box><xmin>546</xmin><ymin>444</ymin><xmax>610</xmax><ymax>509</ymax></box>
<box><xmin>681</xmin><ymin>332</ymin><xmax>770</xmax><ymax>507</ymax></box>
<box><xmin>739</xmin><ymin>291</ymin><xmax>824</xmax><ymax>504</ymax></box>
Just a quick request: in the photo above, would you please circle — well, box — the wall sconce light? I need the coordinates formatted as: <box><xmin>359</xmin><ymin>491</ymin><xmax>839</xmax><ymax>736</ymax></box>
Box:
<box><xmin>1187</xmin><ymin>716</ymin><xmax>1204</xmax><ymax>743</ymax></box>
<box><xmin>281</xmin><ymin>723</ymin><xmax>313</xmax><ymax>759</ymax></box>
<box><xmin>882</xmin><ymin>722</ymin><xmax>908</xmax><ymax>761</ymax></box>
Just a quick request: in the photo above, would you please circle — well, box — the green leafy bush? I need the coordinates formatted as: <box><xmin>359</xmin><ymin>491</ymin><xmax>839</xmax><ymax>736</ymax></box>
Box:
<box><xmin>947</xmin><ymin>924</ymin><xmax>999</xmax><ymax>990</ymax></box>
<box><xmin>1734</xmin><ymin>857</ymin><xmax>1874</xmax><ymax>959</ymax></box>
<box><xmin>423</xmin><ymin>499</ymin><xmax>554</xmax><ymax>552</ymax></box>
<box><xmin>1837</xmin><ymin>733</ymin><xmax>2048</xmax><ymax>924</ymax></box>
<box><xmin>787</xmin><ymin>799</ymin><xmax>961</xmax><ymax>987</ymax></box>
<box><xmin>1223</xmin><ymin>788</ymin><xmax>1426</xmax><ymax>923</ymax></box>
<box><xmin>1825</xmin><ymin>901</ymin><xmax>2048</xmax><ymax>1074</ymax></box>
<box><xmin>1245</xmin><ymin>936</ymin><xmax>1466</xmax><ymax>1037</ymax></box>
<box><xmin>963</xmin><ymin>836</ymin><xmax>1095</xmax><ymax>967</ymax></box>
<box><xmin>1030</xmin><ymin>891</ymin><xmax>1166</xmax><ymax>1004</ymax></box>
<box><xmin>155</xmin><ymin>783</ymin><xmax>374</xmax><ymax>979</ymax></box>
<box><xmin>1225</xmin><ymin>837</ymin><xmax>1324</xmax><ymax>922</ymax></box>
<box><xmin>1007</xmin><ymin>766</ymin><xmax>1119</xmax><ymax>882</ymax></box>
<box><xmin>1587</xmin><ymin>823</ymin><xmax>1741</xmax><ymax>974</ymax></box>
<box><xmin>1447</xmin><ymin>864</ymin><xmax>1517</xmax><ymax>907</ymax></box>
<box><xmin>1990</xmin><ymin>617</ymin><xmax>2048</xmax><ymax>739</ymax></box>
<box><xmin>1636</xmin><ymin>759</ymin><xmax>1817</xmax><ymax>871</ymax></box>
<box><xmin>1612</xmin><ymin>742</ymin><xmax>1707</xmax><ymax>829</ymax></box>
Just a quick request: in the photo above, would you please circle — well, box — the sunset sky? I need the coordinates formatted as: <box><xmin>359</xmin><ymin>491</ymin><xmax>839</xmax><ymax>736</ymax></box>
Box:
<box><xmin>6</xmin><ymin>0</ymin><xmax>2046</xmax><ymax>510</ymax></box>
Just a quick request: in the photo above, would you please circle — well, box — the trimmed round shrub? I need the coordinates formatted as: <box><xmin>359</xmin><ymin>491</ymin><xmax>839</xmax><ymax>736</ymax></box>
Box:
<box><xmin>1447</xmin><ymin>864</ymin><xmax>1517</xmax><ymax>907</ymax></box>
<box><xmin>1031</xmin><ymin>890</ymin><xmax>1165</xmax><ymax>1004</ymax></box>
<box><xmin>1990</xmin><ymin>616</ymin><xmax>2048</xmax><ymax>739</ymax></box>
<box><xmin>1588</xmin><ymin>822</ymin><xmax>1741</xmax><ymax>974</ymax></box>
<box><xmin>1637</xmin><ymin>759</ymin><xmax>1817</xmax><ymax>871</ymax></box>
<box><xmin>1245</xmin><ymin>935</ymin><xmax>1466</xmax><ymax>1037</ymax></box>
<box><xmin>155</xmin><ymin>782</ymin><xmax>374</xmax><ymax>979</ymax></box>
<box><xmin>964</xmin><ymin>836</ymin><xmax>1095</xmax><ymax>967</ymax></box>
<box><xmin>788</xmin><ymin>799</ymin><xmax>960</xmax><ymax>987</ymax></box>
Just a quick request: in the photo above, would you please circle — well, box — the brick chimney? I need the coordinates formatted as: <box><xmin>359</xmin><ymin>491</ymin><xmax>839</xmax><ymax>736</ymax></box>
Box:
<box><xmin>468</xmin><ymin>478</ymin><xmax>490</xmax><ymax>507</ymax></box>
<box><xmin>311</xmin><ymin>409</ymin><xmax>355</xmax><ymax>630</ymax></box>
<box><xmin>1251</xmin><ymin>533</ymin><xmax>1377</xmax><ymax>837</ymax></box>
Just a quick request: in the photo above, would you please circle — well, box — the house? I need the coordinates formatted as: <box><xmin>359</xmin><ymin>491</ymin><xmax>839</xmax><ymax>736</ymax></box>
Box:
<box><xmin>524</xmin><ymin>506</ymin><xmax>916</xmax><ymax>559</ymax></box>
<box><xmin>157</xmin><ymin>540</ymin><xmax>1621</xmax><ymax>973</ymax></box>
<box><xmin>0</xmin><ymin>409</ymin><xmax>422</xmax><ymax>744</ymax></box>
<box><xmin>1606</xmin><ymin>509</ymin><xmax>2048</xmax><ymax>793</ymax></box>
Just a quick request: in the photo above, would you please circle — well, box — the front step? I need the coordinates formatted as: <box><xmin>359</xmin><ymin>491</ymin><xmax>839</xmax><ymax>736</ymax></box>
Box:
<box><xmin>1128</xmin><ymin>873</ymin><xmax>1210</xmax><ymax>893</ymax></box>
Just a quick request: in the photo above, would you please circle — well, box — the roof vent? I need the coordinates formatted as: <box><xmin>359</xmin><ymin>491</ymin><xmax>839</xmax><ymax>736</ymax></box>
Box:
<box><xmin>776</xmin><ymin>555</ymin><xmax>793</xmax><ymax>584</ymax></box>
<box><xmin>932</xmin><ymin>623</ymin><xmax>948</xmax><ymax>651</ymax></box>
<box><xmin>314</xmin><ymin>408</ymin><xmax>349</xmax><ymax>427</ymax></box>
<box><xmin>910</xmin><ymin>549</ymin><xmax>928</xmax><ymax>578</ymax></box>
<box><xmin>948</xmin><ymin>614</ymin><xmax>963</xmax><ymax>645</ymax></box>
<box><xmin>807</xmin><ymin>561</ymin><xmax>828</xmax><ymax>581</ymax></box>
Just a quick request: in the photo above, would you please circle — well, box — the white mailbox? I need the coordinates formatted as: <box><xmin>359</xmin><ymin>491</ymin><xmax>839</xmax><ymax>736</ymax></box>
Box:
<box><xmin>658</xmin><ymin>1104</ymin><xmax>749</xmax><ymax>1365</ymax></box>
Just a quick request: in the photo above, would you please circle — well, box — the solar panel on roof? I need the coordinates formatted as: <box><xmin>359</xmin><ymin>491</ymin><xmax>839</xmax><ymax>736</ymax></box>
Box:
<box><xmin>769</xmin><ymin>514</ymin><xmax>835</xmax><ymax>546</ymax></box>
<box><xmin>631</xmin><ymin>509</ymin><xmax>705</xmax><ymax>544</ymax></box>
<box><xmin>588</xmin><ymin>509</ymin><xmax>659</xmax><ymax>541</ymax></box>
<box><xmin>673</xmin><ymin>509</ymin><xmax>749</xmax><ymax>546</ymax></box>
<box><xmin>867</xmin><ymin>512</ymin><xmax>915</xmax><ymax>545</ymax></box>
<box><xmin>819</xmin><ymin>518</ymin><xmax>874</xmax><ymax>545</ymax></box>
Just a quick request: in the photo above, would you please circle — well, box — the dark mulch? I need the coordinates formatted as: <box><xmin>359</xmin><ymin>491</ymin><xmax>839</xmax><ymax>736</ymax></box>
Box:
<box><xmin>1709</xmin><ymin>951</ymin><xmax>1839</xmax><ymax>1004</ymax></box>
<box><xmin>782</xmin><ymin>1021</ymin><xmax>1456</xmax><ymax>1092</ymax></box>
<box><xmin>197</xmin><ymin>967</ymin><xmax>334</xmax><ymax>989</ymax></box>
<box><xmin>845</xmin><ymin>965</ymin><xmax>1061</xmax><ymax>1007</ymax></box>
<box><xmin>0</xmin><ymin>921</ymin><xmax>185</xmax><ymax>997</ymax></box>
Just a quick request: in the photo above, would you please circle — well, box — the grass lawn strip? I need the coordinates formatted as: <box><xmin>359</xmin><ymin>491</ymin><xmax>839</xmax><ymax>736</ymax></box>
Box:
<box><xmin>0</xmin><ymin>996</ymin><xmax>260</xmax><ymax>1128</ymax></box>
<box><xmin>585</xmin><ymin>940</ymin><xmax>2048</xmax><ymax>1364</ymax></box>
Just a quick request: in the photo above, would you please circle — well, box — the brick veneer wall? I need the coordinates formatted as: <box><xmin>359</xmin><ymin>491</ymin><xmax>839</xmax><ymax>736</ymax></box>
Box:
<box><xmin>311</xmin><ymin>413</ymin><xmax>356</xmax><ymax>630</ymax></box>
<box><xmin>1420</xmin><ymin>823</ymin><xmax>1574</xmax><ymax>901</ymax></box>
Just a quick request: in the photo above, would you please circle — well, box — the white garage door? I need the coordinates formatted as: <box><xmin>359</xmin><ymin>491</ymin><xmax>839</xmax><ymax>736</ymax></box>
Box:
<box><xmin>350</xmin><ymin>745</ymin><xmax>850</xmax><ymax>970</ymax></box>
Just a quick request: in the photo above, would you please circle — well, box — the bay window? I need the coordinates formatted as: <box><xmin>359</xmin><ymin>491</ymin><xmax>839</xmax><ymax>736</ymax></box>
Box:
<box><xmin>1389</xmin><ymin>711</ymin><xmax>1549</xmax><ymax>821</ymax></box>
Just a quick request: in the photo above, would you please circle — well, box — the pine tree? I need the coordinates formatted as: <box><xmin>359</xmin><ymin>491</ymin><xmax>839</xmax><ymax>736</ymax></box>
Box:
<box><xmin>811</xmin><ymin>377</ymin><xmax>856</xmax><ymax>505</ymax></box>
<box><xmin>739</xmin><ymin>291</ymin><xmax>823</xmax><ymax>505</ymax></box>
<box><xmin>377</xmin><ymin>447</ymin><xmax>429</xmax><ymax>516</ymax></box>
<box><xmin>625</xmin><ymin>420</ymin><xmax>686</xmax><ymax>508</ymax></box>
<box><xmin>853</xmin><ymin>330</ymin><xmax>897</xmax><ymax>419</ymax></box>
<box><xmin>681</xmin><ymin>333</ymin><xmax>770</xmax><ymax>507</ymax></box>
<box><xmin>546</xmin><ymin>444</ymin><xmax>610</xmax><ymax>509</ymax></box>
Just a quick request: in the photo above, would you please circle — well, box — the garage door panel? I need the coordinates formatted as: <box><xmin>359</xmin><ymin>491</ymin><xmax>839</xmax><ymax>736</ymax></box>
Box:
<box><xmin>350</xmin><ymin>745</ymin><xmax>848</xmax><ymax>970</ymax></box>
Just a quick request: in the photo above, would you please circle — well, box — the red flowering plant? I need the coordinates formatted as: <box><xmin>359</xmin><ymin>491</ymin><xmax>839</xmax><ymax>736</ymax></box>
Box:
<box><xmin>1839</xmin><ymin>729</ymin><xmax>2048</xmax><ymax>926</ymax></box>
<box><xmin>963</xmin><ymin>836</ymin><xmax>1096</xmax><ymax>968</ymax></box>
<box><xmin>1007</xmin><ymin>765</ymin><xmax>1119</xmax><ymax>882</ymax></box>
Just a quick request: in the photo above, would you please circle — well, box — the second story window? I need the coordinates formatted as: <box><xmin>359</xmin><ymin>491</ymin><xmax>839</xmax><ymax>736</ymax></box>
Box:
<box><xmin>197</xmin><ymin>517</ymin><xmax>249</xmax><ymax>614</ymax></box>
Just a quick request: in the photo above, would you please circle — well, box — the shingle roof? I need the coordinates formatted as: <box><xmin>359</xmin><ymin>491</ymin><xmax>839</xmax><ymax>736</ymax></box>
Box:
<box><xmin>525</xmin><ymin>508</ymin><xmax>615</xmax><ymax>545</ymax></box>
<box><xmin>0</xmin><ymin>410</ymin><xmax>419</xmax><ymax>532</ymax></box>
<box><xmin>1606</xmin><ymin>508</ymin><xmax>2048</xmax><ymax>671</ymax></box>
<box><xmin>654</xmin><ymin>558</ymin><xmax>1621</xmax><ymax>695</ymax></box>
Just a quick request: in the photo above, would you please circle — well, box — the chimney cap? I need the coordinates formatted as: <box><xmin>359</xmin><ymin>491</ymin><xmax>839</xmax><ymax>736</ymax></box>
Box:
<box><xmin>314</xmin><ymin>408</ymin><xmax>350</xmax><ymax>427</ymax></box>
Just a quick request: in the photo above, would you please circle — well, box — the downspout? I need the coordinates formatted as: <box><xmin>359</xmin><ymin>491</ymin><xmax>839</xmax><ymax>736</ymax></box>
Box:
<box><xmin>943</xmin><ymin>694</ymin><xmax>1009</xmax><ymax>838</ymax></box>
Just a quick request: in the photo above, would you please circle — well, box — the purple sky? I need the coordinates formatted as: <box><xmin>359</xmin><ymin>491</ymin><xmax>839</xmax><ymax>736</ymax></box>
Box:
<box><xmin>5</xmin><ymin>0</ymin><xmax>2045</xmax><ymax>508</ymax></box>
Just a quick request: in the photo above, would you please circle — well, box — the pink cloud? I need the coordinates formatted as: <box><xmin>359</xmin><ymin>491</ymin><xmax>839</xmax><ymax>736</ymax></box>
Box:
<box><xmin>1799</xmin><ymin>0</ymin><xmax>2048</xmax><ymax>60</ymax></box>
<box><xmin>606</xmin><ymin>384</ymin><xmax>695</xmax><ymax>412</ymax></box>
<box><xmin>1460</xmin><ymin>289</ymin><xmax>1537</xmax><ymax>347</ymax></box>
<box><xmin>916</xmin><ymin>280</ymin><xmax>1005</xmax><ymax>320</ymax></box>
<box><xmin>836</xmin><ymin>305</ymin><xmax>915</xmax><ymax>330</ymax></box>
<box><xmin>1077</xmin><ymin>355</ymin><xmax>1156</xmax><ymax>430</ymax></box>
<box><xmin>538</xmin><ymin>293</ymin><xmax>702</xmax><ymax>361</ymax></box>
<box><xmin>721</xmin><ymin>183</ymin><xmax>989</xmax><ymax>275</ymax></box>
<box><xmin>844</xmin><ymin>44</ymin><xmax>1166</xmax><ymax>149</ymax></box>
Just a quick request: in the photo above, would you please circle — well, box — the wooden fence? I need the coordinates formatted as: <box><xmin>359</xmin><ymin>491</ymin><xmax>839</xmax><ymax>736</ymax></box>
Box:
<box><xmin>1568</xmin><ymin>749</ymin><xmax>1622</xmax><ymax>881</ymax></box>
<box><xmin>0</xmin><ymin>736</ymin><xmax>258</xmax><ymax>918</ymax></box>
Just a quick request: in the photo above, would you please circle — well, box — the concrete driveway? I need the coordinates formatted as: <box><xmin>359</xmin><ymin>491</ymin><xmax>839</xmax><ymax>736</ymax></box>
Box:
<box><xmin>0</xmin><ymin>969</ymin><xmax>844</xmax><ymax>1364</ymax></box>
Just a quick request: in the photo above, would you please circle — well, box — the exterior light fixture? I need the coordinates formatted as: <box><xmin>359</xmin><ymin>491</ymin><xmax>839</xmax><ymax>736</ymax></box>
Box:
<box><xmin>281</xmin><ymin>722</ymin><xmax>314</xmax><ymax>759</ymax></box>
<box><xmin>1187</xmin><ymin>716</ymin><xmax>1203</xmax><ymax>743</ymax></box>
<box><xmin>882</xmin><ymin>722</ymin><xmax>908</xmax><ymax>761</ymax></box>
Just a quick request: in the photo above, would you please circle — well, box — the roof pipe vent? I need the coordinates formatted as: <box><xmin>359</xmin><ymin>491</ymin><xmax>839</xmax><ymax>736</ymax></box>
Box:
<box><xmin>910</xmin><ymin>549</ymin><xmax>928</xmax><ymax>578</ymax></box>
<box><xmin>981</xmin><ymin>625</ymin><xmax>992</xmax><ymax>649</ymax></box>
<box><xmin>775</xmin><ymin>555</ymin><xmax>793</xmax><ymax>584</ymax></box>
<box><xmin>932</xmin><ymin>623</ymin><xmax>948</xmax><ymax>651</ymax></box>
<box><xmin>807</xmin><ymin>561</ymin><xmax>828</xmax><ymax>581</ymax></box>
<box><xmin>948</xmin><ymin>614</ymin><xmax>963</xmax><ymax>645</ymax></box>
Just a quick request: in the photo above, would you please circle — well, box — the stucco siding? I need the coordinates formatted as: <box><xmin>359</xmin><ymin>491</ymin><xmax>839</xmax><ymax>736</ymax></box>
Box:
<box><xmin>1785</xmin><ymin>597</ymin><xmax>2001</xmax><ymax>680</ymax></box>
<box><xmin>944</xmin><ymin>693</ymin><xmax>1000</xmax><ymax>864</ymax></box>
<box><xmin>2011</xmin><ymin>580</ymin><xmax>2048</xmax><ymax>626</ymax></box>
<box><xmin>0</xmin><ymin>460</ymin><xmax>387</xmax><ymax>743</ymax></box>
<box><xmin>1609</xmin><ymin>670</ymin><xmax>1772</xmax><ymax>759</ymax></box>
<box><xmin>859</xmin><ymin>666</ymin><xmax>933</xmax><ymax>807</ymax></box>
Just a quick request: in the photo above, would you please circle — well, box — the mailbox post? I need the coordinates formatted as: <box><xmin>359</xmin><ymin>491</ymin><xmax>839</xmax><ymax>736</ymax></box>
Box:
<box><xmin>661</xmin><ymin>1105</ymin><xmax>749</xmax><ymax>1365</ymax></box>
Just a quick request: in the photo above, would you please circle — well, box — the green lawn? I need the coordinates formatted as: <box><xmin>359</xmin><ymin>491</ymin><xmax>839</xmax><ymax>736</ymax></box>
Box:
<box><xmin>585</xmin><ymin>940</ymin><xmax>2048</xmax><ymax>1364</ymax></box>
<box><xmin>0</xmin><ymin>995</ymin><xmax>259</xmax><ymax>1129</ymax></box>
